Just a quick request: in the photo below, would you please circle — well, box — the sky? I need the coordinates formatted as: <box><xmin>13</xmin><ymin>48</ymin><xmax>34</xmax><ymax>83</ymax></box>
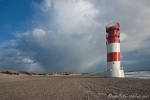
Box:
<box><xmin>0</xmin><ymin>0</ymin><xmax>150</xmax><ymax>73</ymax></box>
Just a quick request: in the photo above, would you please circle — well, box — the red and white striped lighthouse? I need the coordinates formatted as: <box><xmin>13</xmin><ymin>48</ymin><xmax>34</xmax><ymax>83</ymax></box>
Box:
<box><xmin>104</xmin><ymin>22</ymin><xmax>124</xmax><ymax>77</ymax></box>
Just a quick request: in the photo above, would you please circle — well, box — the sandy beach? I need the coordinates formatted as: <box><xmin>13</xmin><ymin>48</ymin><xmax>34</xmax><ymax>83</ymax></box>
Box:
<box><xmin>0</xmin><ymin>73</ymin><xmax>150</xmax><ymax>100</ymax></box>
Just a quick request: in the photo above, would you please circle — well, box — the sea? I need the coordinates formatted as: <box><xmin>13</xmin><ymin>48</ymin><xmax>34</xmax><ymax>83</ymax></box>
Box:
<box><xmin>125</xmin><ymin>71</ymin><xmax>150</xmax><ymax>79</ymax></box>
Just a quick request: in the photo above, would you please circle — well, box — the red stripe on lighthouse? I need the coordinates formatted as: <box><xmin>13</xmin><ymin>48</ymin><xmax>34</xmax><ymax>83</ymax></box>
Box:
<box><xmin>107</xmin><ymin>52</ymin><xmax>120</xmax><ymax>62</ymax></box>
<box><xmin>107</xmin><ymin>38</ymin><xmax>120</xmax><ymax>44</ymax></box>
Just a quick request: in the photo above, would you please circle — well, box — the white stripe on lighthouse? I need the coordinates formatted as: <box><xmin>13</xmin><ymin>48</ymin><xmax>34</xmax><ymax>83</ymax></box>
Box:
<box><xmin>107</xmin><ymin>61</ymin><xmax>120</xmax><ymax>71</ymax></box>
<box><xmin>107</xmin><ymin>43</ymin><xmax>120</xmax><ymax>53</ymax></box>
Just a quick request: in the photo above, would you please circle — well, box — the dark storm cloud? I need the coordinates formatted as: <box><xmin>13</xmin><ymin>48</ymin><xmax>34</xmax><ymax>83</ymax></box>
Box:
<box><xmin>12</xmin><ymin>27</ymin><xmax>105</xmax><ymax>73</ymax></box>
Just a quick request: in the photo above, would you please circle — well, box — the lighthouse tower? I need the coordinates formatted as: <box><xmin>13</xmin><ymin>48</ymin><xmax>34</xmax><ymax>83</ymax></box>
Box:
<box><xmin>104</xmin><ymin>22</ymin><xmax>124</xmax><ymax>77</ymax></box>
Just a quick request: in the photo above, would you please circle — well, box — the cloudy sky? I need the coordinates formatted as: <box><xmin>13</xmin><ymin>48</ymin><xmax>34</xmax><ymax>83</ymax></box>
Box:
<box><xmin>0</xmin><ymin>0</ymin><xmax>150</xmax><ymax>73</ymax></box>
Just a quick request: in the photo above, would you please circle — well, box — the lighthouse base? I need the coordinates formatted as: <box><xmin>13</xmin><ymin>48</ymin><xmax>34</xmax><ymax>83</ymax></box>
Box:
<box><xmin>104</xmin><ymin>70</ymin><xmax>124</xmax><ymax>78</ymax></box>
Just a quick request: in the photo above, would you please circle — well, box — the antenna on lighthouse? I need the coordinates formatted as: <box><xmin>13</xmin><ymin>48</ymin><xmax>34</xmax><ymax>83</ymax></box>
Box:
<box><xmin>104</xmin><ymin>22</ymin><xmax>124</xmax><ymax>78</ymax></box>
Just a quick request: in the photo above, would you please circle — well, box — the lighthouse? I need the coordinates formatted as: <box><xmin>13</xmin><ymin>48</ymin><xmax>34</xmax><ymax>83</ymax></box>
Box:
<box><xmin>104</xmin><ymin>22</ymin><xmax>124</xmax><ymax>77</ymax></box>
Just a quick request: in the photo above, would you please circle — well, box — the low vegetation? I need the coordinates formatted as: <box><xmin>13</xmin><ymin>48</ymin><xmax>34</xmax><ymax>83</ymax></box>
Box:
<box><xmin>0</xmin><ymin>68</ymin><xmax>19</xmax><ymax>75</ymax></box>
<box><xmin>0</xmin><ymin>68</ymin><xmax>77</xmax><ymax>76</ymax></box>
